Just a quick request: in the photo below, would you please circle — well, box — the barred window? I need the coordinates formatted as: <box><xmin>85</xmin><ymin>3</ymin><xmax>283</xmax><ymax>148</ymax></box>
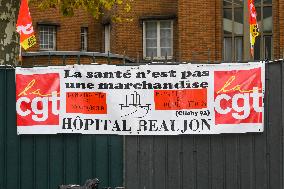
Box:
<box><xmin>81</xmin><ymin>27</ymin><xmax>88</xmax><ymax>51</ymax></box>
<box><xmin>39</xmin><ymin>25</ymin><xmax>56</xmax><ymax>50</ymax></box>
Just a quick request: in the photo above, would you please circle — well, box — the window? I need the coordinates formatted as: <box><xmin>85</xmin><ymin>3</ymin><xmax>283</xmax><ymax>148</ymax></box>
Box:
<box><xmin>143</xmin><ymin>20</ymin><xmax>173</xmax><ymax>59</ymax></box>
<box><xmin>39</xmin><ymin>25</ymin><xmax>56</xmax><ymax>50</ymax></box>
<box><xmin>104</xmin><ymin>24</ymin><xmax>111</xmax><ymax>53</ymax></box>
<box><xmin>223</xmin><ymin>0</ymin><xmax>244</xmax><ymax>61</ymax></box>
<box><xmin>222</xmin><ymin>0</ymin><xmax>273</xmax><ymax>61</ymax></box>
<box><xmin>254</xmin><ymin>0</ymin><xmax>272</xmax><ymax>60</ymax></box>
<box><xmin>81</xmin><ymin>27</ymin><xmax>88</xmax><ymax>51</ymax></box>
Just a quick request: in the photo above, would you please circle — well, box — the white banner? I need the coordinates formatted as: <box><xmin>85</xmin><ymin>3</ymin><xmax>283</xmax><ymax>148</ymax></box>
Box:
<box><xmin>16</xmin><ymin>63</ymin><xmax>265</xmax><ymax>135</ymax></box>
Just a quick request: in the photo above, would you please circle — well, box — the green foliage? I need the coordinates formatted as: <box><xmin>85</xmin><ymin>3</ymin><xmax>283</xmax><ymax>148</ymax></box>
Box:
<box><xmin>29</xmin><ymin>0</ymin><xmax>132</xmax><ymax>20</ymax></box>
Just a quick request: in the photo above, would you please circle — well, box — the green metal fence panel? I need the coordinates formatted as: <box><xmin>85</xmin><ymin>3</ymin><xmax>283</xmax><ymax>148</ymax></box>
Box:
<box><xmin>0</xmin><ymin>68</ymin><xmax>123</xmax><ymax>189</ymax></box>
<box><xmin>124</xmin><ymin>62</ymin><xmax>284</xmax><ymax>189</ymax></box>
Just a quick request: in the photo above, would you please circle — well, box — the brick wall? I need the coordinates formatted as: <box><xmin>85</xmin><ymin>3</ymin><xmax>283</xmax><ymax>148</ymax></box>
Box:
<box><xmin>22</xmin><ymin>56</ymin><xmax>126</xmax><ymax>66</ymax></box>
<box><xmin>27</xmin><ymin>0</ymin><xmax>283</xmax><ymax>63</ymax></box>
<box><xmin>28</xmin><ymin>3</ymin><xmax>103</xmax><ymax>52</ymax></box>
<box><xmin>178</xmin><ymin>0</ymin><xmax>222</xmax><ymax>62</ymax></box>
<box><xmin>108</xmin><ymin>0</ymin><xmax>178</xmax><ymax>61</ymax></box>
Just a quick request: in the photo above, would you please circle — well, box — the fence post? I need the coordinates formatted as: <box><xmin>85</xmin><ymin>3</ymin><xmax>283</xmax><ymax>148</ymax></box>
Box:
<box><xmin>93</xmin><ymin>53</ymin><xmax>96</xmax><ymax>63</ymax></box>
<box><xmin>281</xmin><ymin>58</ymin><xmax>284</xmax><ymax>188</ymax></box>
<box><xmin>165</xmin><ymin>51</ymin><xmax>168</xmax><ymax>64</ymax></box>
<box><xmin>108</xmin><ymin>51</ymin><xmax>111</xmax><ymax>64</ymax></box>
<box><xmin>63</xmin><ymin>55</ymin><xmax>66</xmax><ymax>66</ymax></box>
<box><xmin>77</xmin><ymin>54</ymin><xmax>81</xmax><ymax>65</ymax></box>
<box><xmin>123</xmin><ymin>54</ymin><xmax>126</xmax><ymax>65</ymax></box>
<box><xmin>33</xmin><ymin>55</ymin><xmax>36</xmax><ymax>67</ymax></box>
<box><xmin>3</xmin><ymin>59</ymin><xmax>7</xmax><ymax>189</ymax></box>
<box><xmin>48</xmin><ymin>52</ymin><xmax>51</xmax><ymax>66</ymax></box>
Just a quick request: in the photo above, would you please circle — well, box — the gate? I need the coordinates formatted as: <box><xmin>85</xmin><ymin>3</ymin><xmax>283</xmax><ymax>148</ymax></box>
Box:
<box><xmin>1</xmin><ymin>61</ymin><xmax>284</xmax><ymax>189</ymax></box>
<box><xmin>125</xmin><ymin>61</ymin><xmax>284</xmax><ymax>189</ymax></box>
<box><xmin>0</xmin><ymin>67</ymin><xmax>123</xmax><ymax>189</ymax></box>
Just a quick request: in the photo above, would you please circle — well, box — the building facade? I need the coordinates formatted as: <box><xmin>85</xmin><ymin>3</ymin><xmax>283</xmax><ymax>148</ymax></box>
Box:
<box><xmin>26</xmin><ymin>0</ymin><xmax>280</xmax><ymax>63</ymax></box>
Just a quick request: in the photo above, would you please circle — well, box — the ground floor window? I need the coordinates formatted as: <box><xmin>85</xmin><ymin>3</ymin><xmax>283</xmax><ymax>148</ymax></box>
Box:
<box><xmin>143</xmin><ymin>20</ymin><xmax>173</xmax><ymax>59</ymax></box>
<box><xmin>39</xmin><ymin>25</ymin><xmax>56</xmax><ymax>50</ymax></box>
<box><xmin>104</xmin><ymin>24</ymin><xmax>111</xmax><ymax>53</ymax></box>
<box><xmin>81</xmin><ymin>27</ymin><xmax>88</xmax><ymax>51</ymax></box>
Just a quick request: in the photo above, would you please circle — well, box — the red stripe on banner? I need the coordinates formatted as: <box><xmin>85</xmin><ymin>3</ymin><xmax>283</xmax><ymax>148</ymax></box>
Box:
<box><xmin>154</xmin><ymin>89</ymin><xmax>207</xmax><ymax>110</ymax></box>
<box><xmin>16</xmin><ymin>73</ymin><xmax>60</xmax><ymax>126</ymax></box>
<box><xmin>214</xmin><ymin>68</ymin><xmax>262</xmax><ymax>124</ymax></box>
<box><xmin>66</xmin><ymin>92</ymin><xmax>107</xmax><ymax>114</ymax></box>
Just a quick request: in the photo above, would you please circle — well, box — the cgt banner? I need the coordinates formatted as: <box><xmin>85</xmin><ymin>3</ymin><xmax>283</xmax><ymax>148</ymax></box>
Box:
<box><xmin>16</xmin><ymin>63</ymin><xmax>265</xmax><ymax>135</ymax></box>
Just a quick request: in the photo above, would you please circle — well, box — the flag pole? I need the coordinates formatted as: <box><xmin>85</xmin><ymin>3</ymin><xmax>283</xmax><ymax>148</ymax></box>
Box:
<box><xmin>19</xmin><ymin>43</ymin><xmax>22</xmax><ymax>63</ymax></box>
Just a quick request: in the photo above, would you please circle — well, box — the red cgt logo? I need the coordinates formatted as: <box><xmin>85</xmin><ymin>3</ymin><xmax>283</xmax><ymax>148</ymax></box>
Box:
<box><xmin>16</xmin><ymin>73</ymin><xmax>60</xmax><ymax>126</ymax></box>
<box><xmin>214</xmin><ymin>68</ymin><xmax>263</xmax><ymax>125</ymax></box>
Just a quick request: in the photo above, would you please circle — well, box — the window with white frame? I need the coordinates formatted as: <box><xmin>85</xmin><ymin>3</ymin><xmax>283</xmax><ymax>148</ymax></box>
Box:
<box><xmin>223</xmin><ymin>0</ymin><xmax>244</xmax><ymax>62</ymax></box>
<box><xmin>104</xmin><ymin>24</ymin><xmax>111</xmax><ymax>53</ymax></box>
<box><xmin>143</xmin><ymin>20</ymin><xmax>173</xmax><ymax>59</ymax></box>
<box><xmin>81</xmin><ymin>27</ymin><xmax>88</xmax><ymax>51</ymax></box>
<box><xmin>39</xmin><ymin>25</ymin><xmax>56</xmax><ymax>50</ymax></box>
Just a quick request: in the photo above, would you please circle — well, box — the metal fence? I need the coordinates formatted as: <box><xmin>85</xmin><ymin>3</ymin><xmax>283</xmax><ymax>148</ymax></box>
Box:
<box><xmin>0</xmin><ymin>66</ymin><xmax>123</xmax><ymax>189</ymax></box>
<box><xmin>125</xmin><ymin>61</ymin><xmax>284</xmax><ymax>189</ymax></box>
<box><xmin>1</xmin><ymin>54</ymin><xmax>283</xmax><ymax>189</ymax></box>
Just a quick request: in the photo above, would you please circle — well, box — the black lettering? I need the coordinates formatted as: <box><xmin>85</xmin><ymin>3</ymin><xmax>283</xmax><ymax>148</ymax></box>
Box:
<box><xmin>200</xmin><ymin>82</ymin><xmax>208</xmax><ymax>88</ymax></box>
<box><xmin>149</xmin><ymin>120</ymin><xmax>158</xmax><ymax>131</ymax></box>
<box><xmin>98</xmin><ymin>83</ymin><xmax>114</xmax><ymax>89</ymax></box>
<box><xmin>202</xmin><ymin>71</ymin><xmax>209</xmax><ymax>76</ymax></box>
<box><xmin>201</xmin><ymin>119</ymin><xmax>211</xmax><ymax>130</ymax></box>
<box><xmin>65</xmin><ymin>82</ymin><xmax>75</xmax><ymax>88</ymax></box>
<box><xmin>64</xmin><ymin>70</ymin><xmax>71</xmax><ymax>78</ymax></box>
<box><xmin>191</xmin><ymin>82</ymin><xmax>200</xmax><ymax>88</ymax></box>
<box><xmin>73</xmin><ymin>116</ymin><xmax>84</xmax><ymax>130</ymax></box>
<box><xmin>138</xmin><ymin>120</ymin><xmax>147</xmax><ymax>131</ymax></box>
<box><xmin>181</xmin><ymin>71</ymin><xmax>192</xmax><ymax>79</ymax></box>
<box><xmin>95</xmin><ymin>119</ymin><xmax>100</xmax><ymax>130</ymax></box>
<box><xmin>169</xmin><ymin>70</ymin><xmax>177</xmax><ymax>77</ymax></box>
<box><xmin>136</xmin><ymin>71</ymin><xmax>146</xmax><ymax>78</ymax></box>
<box><xmin>123</xmin><ymin>71</ymin><xmax>131</xmax><ymax>78</ymax></box>
<box><xmin>170</xmin><ymin>120</ymin><xmax>176</xmax><ymax>131</ymax></box>
<box><xmin>122</xmin><ymin>120</ymin><xmax>131</xmax><ymax>131</ymax></box>
<box><xmin>112</xmin><ymin>120</ymin><xmax>121</xmax><ymax>131</ymax></box>
<box><xmin>62</xmin><ymin>118</ymin><xmax>72</xmax><ymax>129</ymax></box>
<box><xmin>152</xmin><ymin>72</ymin><xmax>160</xmax><ymax>78</ymax></box>
<box><xmin>160</xmin><ymin>120</ymin><xmax>169</xmax><ymax>131</ymax></box>
<box><xmin>188</xmin><ymin>119</ymin><xmax>199</xmax><ymax>131</ymax></box>
<box><xmin>84</xmin><ymin>119</ymin><xmax>94</xmax><ymax>130</ymax></box>
<box><xmin>87</xmin><ymin>83</ymin><xmax>95</xmax><ymax>89</ymax></box>
<box><xmin>86</xmin><ymin>72</ymin><xmax>93</xmax><ymax>78</ymax></box>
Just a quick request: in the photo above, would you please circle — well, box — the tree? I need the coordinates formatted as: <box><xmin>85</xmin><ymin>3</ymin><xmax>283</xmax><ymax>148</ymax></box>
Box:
<box><xmin>31</xmin><ymin>0</ymin><xmax>132</xmax><ymax>20</ymax></box>
<box><xmin>0</xmin><ymin>0</ymin><xmax>131</xmax><ymax>65</ymax></box>
<box><xmin>0</xmin><ymin>0</ymin><xmax>20</xmax><ymax>65</ymax></box>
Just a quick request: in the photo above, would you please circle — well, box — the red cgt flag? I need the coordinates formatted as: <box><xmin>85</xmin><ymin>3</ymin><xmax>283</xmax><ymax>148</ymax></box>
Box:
<box><xmin>248</xmin><ymin>0</ymin><xmax>259</xmax><ymax>57</ymax></box>
<box><xmin>16</xmin><ymin>0</ymin><xmax>36</xmax><ymax>50</ymax></box>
